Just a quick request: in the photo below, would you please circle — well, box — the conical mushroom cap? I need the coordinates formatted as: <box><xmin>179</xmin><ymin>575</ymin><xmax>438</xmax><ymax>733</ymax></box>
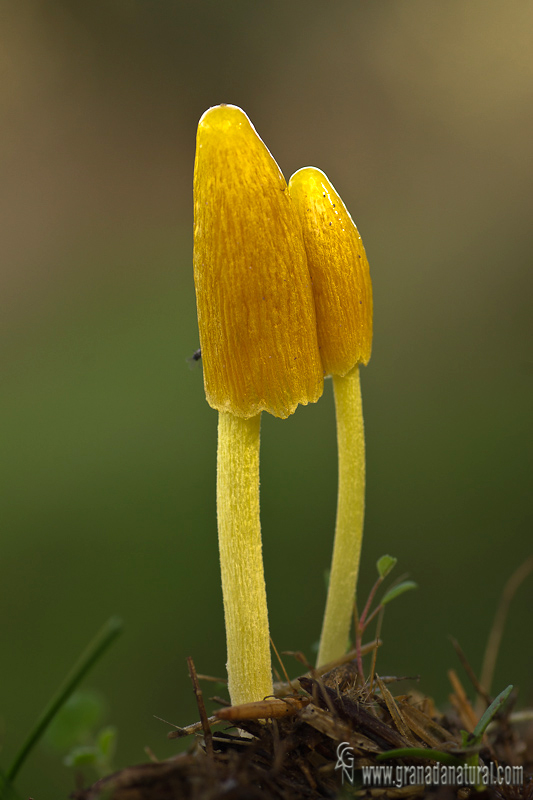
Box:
<box><xmin>289</xmin><ymin>167</ymin><xmax>373</xmax><ymax>376</ymax></box>
<box><xmin>194</xmin><ymin>105</ymin><xmax>323</xmax><ymax>419</ymax></box>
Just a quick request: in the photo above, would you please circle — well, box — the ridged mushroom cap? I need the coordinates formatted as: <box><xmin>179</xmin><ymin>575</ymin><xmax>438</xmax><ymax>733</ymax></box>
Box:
<box><xmin>194</xmin><ymin>105</ymin><xmax>323</xmax><ymax>418</ymax></box>
<box><xmin>289</xmin><ymin>167</ymin><xmax>373</xmax><ymax>376</ymax></box>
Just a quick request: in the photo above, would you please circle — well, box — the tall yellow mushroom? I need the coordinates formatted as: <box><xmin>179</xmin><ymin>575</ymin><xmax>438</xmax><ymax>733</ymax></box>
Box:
<box><xmin>193</xmin><ymin>106</ymin><xmax>323</xmax><ymax>705</ymax></box>
<box><xmin>289</xmin><ymin>167</ymin><xmax>373</xmax><ymax>668</ymax></box>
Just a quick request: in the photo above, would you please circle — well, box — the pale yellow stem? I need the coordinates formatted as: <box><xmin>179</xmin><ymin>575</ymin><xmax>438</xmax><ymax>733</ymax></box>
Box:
<box><xmin>317</xmin><ymin>365</ymin><xmax>366</xmax><ymax>667</ymax></box>
<box><xmin>216</xmin><ymin>411</ymin><xmax>273</xmax><ymax>706</ymax></box>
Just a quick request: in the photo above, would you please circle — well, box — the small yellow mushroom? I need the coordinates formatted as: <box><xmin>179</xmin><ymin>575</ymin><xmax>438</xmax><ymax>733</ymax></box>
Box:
<box><xmin>194</xmin><ymin>106</ymin><xmax>323</xmax><ymax>706</ymax></box>
<box><xmin>289</xmin><ymin>167</ymin><xmax>373</xmax><ymax>668</ymax></box>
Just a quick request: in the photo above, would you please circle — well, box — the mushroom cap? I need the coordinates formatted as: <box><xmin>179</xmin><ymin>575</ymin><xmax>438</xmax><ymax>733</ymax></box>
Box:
<box><xmin>194</xmin><ymin>105</ymin><xmax>323</xmax><ymax>419</ymax></box>
<box><xmin>289</xmin><ymin>167</ymin><xmax>373</xmax><ymax>376</ymax></box>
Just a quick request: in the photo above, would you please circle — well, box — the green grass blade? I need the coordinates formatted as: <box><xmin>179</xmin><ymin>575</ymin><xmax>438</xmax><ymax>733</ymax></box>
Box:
<box><xmin>6</xmin><ymin>616</ymin><xmax>123</xmax><ymax>784</ymax></box>
<box><xmin>471</xmin><ymin>684</ymin><xmax>513</xmax><ymax>744</ymax></box>
<box><xmin>0</xmin><ymin>769</ymin><xmax>23</xmax><ymax>800</ymax></box>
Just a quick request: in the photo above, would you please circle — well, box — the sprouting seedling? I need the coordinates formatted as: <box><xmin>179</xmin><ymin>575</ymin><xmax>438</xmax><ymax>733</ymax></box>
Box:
<box><xmin>354</xmin><ymin>555</ymin><xmax>417</xmax><ymax>680</ymax></box>
<box><xmin>461</xmin><ymin>684</ymin><xmax>514</xmax><ymax>770</ymax></box>
<box><xmin>288</xmin><ymin>167</ymin><xmax>373</xmax><ymax>667</ymax></box>
<box><xmin>193</xmin><ymin>105</ymin><xmax>323</xmax><ymax>706</ymax></box>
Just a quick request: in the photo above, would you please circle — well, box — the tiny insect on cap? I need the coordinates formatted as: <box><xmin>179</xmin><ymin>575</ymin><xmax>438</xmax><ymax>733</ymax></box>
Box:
<box><xmin>193</xmin><ymin>105</ymin><xmax>323</xmax><ymax>419</ymax></box>
<box><xmin>288</xmin><ymin>167</ymin><xmax>373</xmax><ymax>377</ymax></box>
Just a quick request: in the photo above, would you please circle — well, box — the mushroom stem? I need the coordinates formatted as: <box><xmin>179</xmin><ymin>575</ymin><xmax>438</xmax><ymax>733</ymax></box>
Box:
<box><xmin>216</xmin><ymin>411</ymin><xmax>273</xmax><ymax>706</ymax></box>
<box><xmin>317</xmin><ymin>365</ymin><xmax>366</xmax><ymax>667</ymax></box>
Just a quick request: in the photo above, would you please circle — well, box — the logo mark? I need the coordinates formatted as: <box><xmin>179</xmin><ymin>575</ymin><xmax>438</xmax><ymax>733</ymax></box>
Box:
<box><xmin>335</xmin><ymin>741</ymin><xmax>355</xmax><ymax>785</ymax></box>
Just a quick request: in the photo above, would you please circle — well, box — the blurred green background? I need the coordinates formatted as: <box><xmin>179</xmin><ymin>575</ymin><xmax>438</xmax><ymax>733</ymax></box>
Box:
<box><xmin>1</xmin><ymin>1</ymin><xmax>532</xmax><ymax>795</ymax></box>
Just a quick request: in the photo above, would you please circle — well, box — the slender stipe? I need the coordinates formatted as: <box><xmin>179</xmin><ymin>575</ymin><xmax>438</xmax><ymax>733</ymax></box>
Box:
<box><xmin>217</xmin><ymin>412</ymin><xmax>272</xmax><ymax>705</ymax></box>
<box><xmin>317</xmin><ymin>367</ymin><xmax>366</xmax><ymax>666</ymax></box>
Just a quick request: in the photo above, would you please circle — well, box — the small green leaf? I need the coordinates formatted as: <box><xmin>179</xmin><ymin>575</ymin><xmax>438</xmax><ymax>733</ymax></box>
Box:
<box><xmin>471</xmin><ymin>684</ymin><xmax>513</xmax><ymax>744</ymax></box>
<box><xmin>377</xmin><ymin>555</ymin><xmax>397</xmax><ymax>579</ymax></box>
<box><xmin>97</xmin><ymin>726</ymin><xmax>117</xmax><ymax>759</ymax></box>
<box><xmin>64</xmin><ymin>745</ymin><xmax>98</xmax><ymax>768</ymax></box>
<box><xmin>381</xmin><ymin>580</ymin><xmax>417</xmax><ymax>606</ymax></box>
<box><xmin>44</xmin><ymin>689</ymin><xmax>105</xmax><ymax>751</ymax></box>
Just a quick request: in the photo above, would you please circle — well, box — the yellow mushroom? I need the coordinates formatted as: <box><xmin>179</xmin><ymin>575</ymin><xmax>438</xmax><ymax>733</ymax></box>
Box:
<box><xmin>193</xmin><ymin>106</ymin><xmax>323</xmax><ymax>705</ymax></box>
<box><xmin>289</xmin><ymin>167</ymin><xmax>373</xmax><ymax>668</ymax></box>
